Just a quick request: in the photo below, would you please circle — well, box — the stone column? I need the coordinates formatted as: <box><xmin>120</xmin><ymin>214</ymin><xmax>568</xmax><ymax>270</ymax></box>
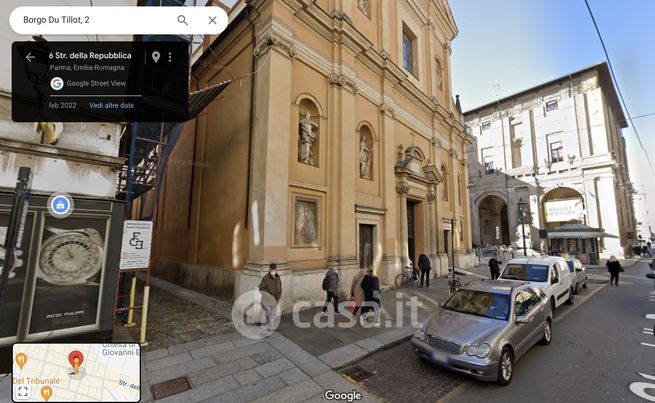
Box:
<box><xmin>327</xmin><ymin>73</ymin><xmax>359</xmax><ymax>287</ymax></box>
<box><xmin>596</xmin><ymin>174</ymin><xmax>623</xmax><ymax>257</ymax></box>
<box><xmin>380</xmin><ymin>104</ymin><xmax>401</xmax><ymax>283</ymax></box>
<box><xmin>237</xmin><ymin>31</ymin><xmax>294</xmax><ymax>312</ymax></box>
<box><xmin>397</xmin><ymin>181</ymin><xmax>410</xmax><ymax>267</ymax></box>
<box><xmin>427</xmin><ymin>190</ymin><xmax>438</xmax><ymax>275</ymax></box>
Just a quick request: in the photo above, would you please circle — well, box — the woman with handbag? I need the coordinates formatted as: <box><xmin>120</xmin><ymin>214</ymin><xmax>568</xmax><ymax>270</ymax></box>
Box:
<box><xmin>606</xmin><ymin>255</ymin><xmax>622</xmax><ymax>286</ymax></box>
<box><xmin>361</xmin><ymin>268</ymin><xmax>381</xmax><ymax>327</ymax></box>
<box><xmin>350</xmin><ymin>269</ymin><xmax>366</xmax><ymax>318</ymax></box>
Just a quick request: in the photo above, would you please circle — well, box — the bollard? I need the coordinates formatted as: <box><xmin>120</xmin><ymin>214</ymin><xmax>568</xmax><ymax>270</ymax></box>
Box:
<box><xmin>124</xmin><ymin>276</ymin><xmax>137</xmax><ymax>328</ymax></box>
<box><xmin>139</xmin><ymin>285</ymin><xmax>150</xmax><ymax>346</ymax></box>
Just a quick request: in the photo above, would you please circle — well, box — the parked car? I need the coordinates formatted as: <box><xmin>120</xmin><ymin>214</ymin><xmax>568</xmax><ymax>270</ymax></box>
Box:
<box><xmin>566</xmin><ymin>258</ymin><xmax>588</xmax><ymax>294</ymax></box>
<box><xmin>499</xmin><ymin>256</ymin><xmax>574</xmax><ymax>313</ymax></box>
<box><xmin>411</xmin><ymin>279</ymin><xmax>553</xmax><ymax>386</ymax></box>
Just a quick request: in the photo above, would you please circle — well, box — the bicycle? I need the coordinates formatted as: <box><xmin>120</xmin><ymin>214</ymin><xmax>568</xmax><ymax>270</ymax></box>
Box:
<box><xmin>394</xmin><ymin>265</ymin><xmax>421</xmax><ymax>287</ymax></box>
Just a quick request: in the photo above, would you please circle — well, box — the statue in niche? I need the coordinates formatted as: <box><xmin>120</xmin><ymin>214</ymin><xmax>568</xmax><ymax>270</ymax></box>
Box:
<box><xmin>435</xmin><ymin>58</ymin><xmax>443</xmax><ymax>91</ymax></box>
<box><xmin>358</xmin><ymin>0</ymin><xmax>368</xmax><ymax>14</ymax></box>
<box><xmin>359</xmin><ymin>136</ymin><xmax>372</xmax><ymax>179</ymax></box>
<box><xmin>298</xmin><ymin>110</ymin><xmax>318</xmax><ymax>165</ymax></box>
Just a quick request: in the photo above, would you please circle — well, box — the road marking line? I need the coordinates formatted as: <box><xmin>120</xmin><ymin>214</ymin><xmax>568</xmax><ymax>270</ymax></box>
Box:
<box><xmin>639</xmin><ymin>373</ymin><xmax>655</xmax><ymax>381</ymax></box>
<box><xmin>641</xmin><ymin>342</ymin><xmax>655</xmax><ymax>348</ymax></box>
<box><xmin>647</xmin><ymin>314</ymin><xmax>655</xmax><ymax>320</ymax></box>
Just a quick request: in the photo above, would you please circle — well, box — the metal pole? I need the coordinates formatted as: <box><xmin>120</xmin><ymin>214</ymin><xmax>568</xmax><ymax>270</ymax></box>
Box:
<box><xmin>0</xmin><ymin>167</ymin><xmax>32</xmax><ymax>305</ymax></box>
<box><xmin>126</xmin><ymin>122</ymin><xmax>138</xmax><ymax>219</ymax></box>
<box><xmin>522</xmin><ymin>220</ymin><xmax>527</xmax><ymax>256</ymax></box>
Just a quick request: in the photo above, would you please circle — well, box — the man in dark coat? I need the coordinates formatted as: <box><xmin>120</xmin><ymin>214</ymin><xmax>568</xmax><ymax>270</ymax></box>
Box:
<box><xmin>322</xmin><ymin>267</ymin><xmax>340</xmax><ymax>314</ymax></box>
<box><xmin>418</xmin><ymin>254</ymin><xmax>432</xmax><ymax>287</ymax></box>
<box><xmin>606</xmin><ymin>255</ymin><xmax>622</xmax><ymax>286</ymax></box>
<box><xmin>259</xmin><ymin>263</ymin><xmax>282</xmax><ymax>333</ymax></box>
<box><xmin>489</xmin><ymin>255</ymin><xmax>501</xmax><ymax>280</ymax></box>
<box><xmin>361</xmin><ymin>269</ymin><xmax>381</xmax><ymax>327</ymax></box>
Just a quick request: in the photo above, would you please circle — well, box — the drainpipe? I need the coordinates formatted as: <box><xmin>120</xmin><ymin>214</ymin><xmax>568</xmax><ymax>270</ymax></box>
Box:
<box><xmin>245</xmin><ymin>5</ymin><xmax>257</xmax><ymax>229</ymax></box>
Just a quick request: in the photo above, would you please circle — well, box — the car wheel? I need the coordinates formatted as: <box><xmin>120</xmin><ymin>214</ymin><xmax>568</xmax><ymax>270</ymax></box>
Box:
<box><xmin>574</xmin><ymin>282</ymin><xmax>579</xmax><ymax>295</ymax></box>
<box><xmin>550</xmin><ymin>297</ymin><xmax>556</xmax><ymax>316</ymax></box>
<box><xmin>567</xmin><ymin>287</ymin><xmax>574</xmax><ymax>305</ymax></box>
<box><xmin>540</xmin><ymin>319</ymin><xmax>552</xmax><ymax>345</ymax></box>
<box><xmin>582</xmin><ymin>280</ymin><xmax>588</xmax><ymax>289</ymax></box>
<box><xmin>497</xmin><ymin>347</ymin><xmax>514</xmax><ymax>386</ymax></box>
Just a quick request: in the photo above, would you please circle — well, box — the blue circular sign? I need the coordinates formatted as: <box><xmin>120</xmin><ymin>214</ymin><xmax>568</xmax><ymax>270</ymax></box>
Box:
<box><xmin>47</xmin><ymin>192</ymin><xmax>74</xmax><ymax>218</ymax></box>
<box><xmin>51</xmin><ymin>195</ymin><xmax>70</xmax><ymax>215</ymax></box>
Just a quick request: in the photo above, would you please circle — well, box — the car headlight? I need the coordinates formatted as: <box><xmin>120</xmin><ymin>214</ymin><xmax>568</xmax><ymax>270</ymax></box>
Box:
<box><xmin>466</xmin><ymin>343</ymin><xmax>491</xmax><ymax>358</ymax></box>
<box><xmin>413</xmin><ymin>324</ymin><xmax>426</xmax><ymax>341</ymax></box>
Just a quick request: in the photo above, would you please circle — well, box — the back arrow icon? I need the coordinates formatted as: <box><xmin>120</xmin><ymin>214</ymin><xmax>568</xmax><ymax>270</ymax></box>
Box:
<box><xmin>26</xmin><ymin>52</ymin><xmax>35</xmax><ymax>62</ymax></box>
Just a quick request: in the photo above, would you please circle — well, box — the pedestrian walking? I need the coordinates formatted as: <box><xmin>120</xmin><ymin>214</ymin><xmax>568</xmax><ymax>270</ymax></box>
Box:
<box><xmin>418</xmin><ymin>253</ymin><xmax>432</xmax><ymax>287</ymax></box>
<box><xmin>350</xmin><ymin>269</ymin><xmax>366</xmax><ymax>317</ymax></box>
<box><xmin>489</xmin><ymin>255</ymin><xmax>501</xmax><ymax>280</ymax></box>
<box><xmin>258</xmin><ymin>263</ymin><xmax>282</xmax><ymax>333</ymax></box>
<box><xmin>643</xmin><ymin>244</ymin><xmax>652</xmax><ymax>258</ymax></box>
<box><xmin>361</xmin><ymin>268</ymin><xmax>381</xmax><ymax>327</ymax></box>
<box><xmin>322</xmin><ymin>266</ymin><xmax>340</xmax><ymax>314</ymax></box>
<box><xmin>606</xmin><ymin>255</ymin><xmax>622</xmax><ymax>286</ymax></box>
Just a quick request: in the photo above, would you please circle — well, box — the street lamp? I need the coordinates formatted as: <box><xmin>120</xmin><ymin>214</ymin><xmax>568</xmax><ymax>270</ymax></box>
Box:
<box><xmin>518</xmin><ymin>198</ymin><xmax>528</xmax><ymax>256</ymax></box>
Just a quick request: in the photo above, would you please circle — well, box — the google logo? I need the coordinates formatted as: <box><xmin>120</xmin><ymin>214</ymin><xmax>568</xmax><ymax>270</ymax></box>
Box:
<box><xmin>50</xmin><ymin>77</ymin><xmax>64</xmax><ymax>91</ymax></box>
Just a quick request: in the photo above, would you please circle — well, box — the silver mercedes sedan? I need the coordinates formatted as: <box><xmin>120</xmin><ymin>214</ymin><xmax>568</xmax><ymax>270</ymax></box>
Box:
<box><xmin>411</xmin><ymin>279</ymin><xmax>553</xmax><ymax>385</ymax></box>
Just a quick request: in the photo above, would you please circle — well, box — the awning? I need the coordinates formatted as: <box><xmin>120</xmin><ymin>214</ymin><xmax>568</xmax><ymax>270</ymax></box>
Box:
<box><xmin>546</xmin><ymin>223</ymin><xmax>619</xmax><ymax>239</ymax></box>
<box><xmin>188</xmin><ymin>80</ymin><xmax>231</xmax><ymax>119</ymax></box>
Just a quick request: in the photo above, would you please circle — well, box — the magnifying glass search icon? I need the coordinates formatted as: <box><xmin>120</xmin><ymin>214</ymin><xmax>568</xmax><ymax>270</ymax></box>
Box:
<box><xmin>177</xmin><ymin>15</ymin><xmax>188</xmax><ymax>26</ymax></box>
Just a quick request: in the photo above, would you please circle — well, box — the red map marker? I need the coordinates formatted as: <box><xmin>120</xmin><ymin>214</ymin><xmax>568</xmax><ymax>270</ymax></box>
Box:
<box><xmin>68</xmin><ymin>350</ymin><xmax>84</xmax><ymax>375</ymax></box>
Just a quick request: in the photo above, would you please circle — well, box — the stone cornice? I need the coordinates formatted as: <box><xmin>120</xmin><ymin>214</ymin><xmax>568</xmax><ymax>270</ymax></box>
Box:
<box><xmin>329</xmin><ymin>73</ymin><xmax>358</xmax><ymax>95</ymax></box>
<box><xmin>253</xmin><ymin>31</ymin><xmax>297</xmax><ymax>59</ymax></box>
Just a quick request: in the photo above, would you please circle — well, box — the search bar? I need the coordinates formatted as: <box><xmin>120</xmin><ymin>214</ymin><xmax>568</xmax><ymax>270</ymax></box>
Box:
<box><xmin>9</xmin><ymin>6</ymin><xmax>228</xmax><ymax>35</ymax></box>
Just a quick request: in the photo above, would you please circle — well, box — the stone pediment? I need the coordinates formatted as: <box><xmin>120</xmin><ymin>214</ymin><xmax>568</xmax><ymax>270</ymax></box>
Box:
<box><xmin>423</xmin><ymin>164</ymin><xmax>442</xmax><ymax>184</ymax></box>
<box><xmin>394</xmin><ymin>144</ymin><xmax>441</xmax><ymax>184</ymax></box>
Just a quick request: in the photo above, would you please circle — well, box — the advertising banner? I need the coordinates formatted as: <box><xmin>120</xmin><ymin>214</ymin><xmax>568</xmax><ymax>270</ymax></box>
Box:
<box><xmin>29</xmin><ymin>216</ymin><xmax>108</xmax><ymax>334</ymax></box>
<box><xmin>544</xmin><ymin>199</ymin><xmax>584</xmax><ymax>223</ymax></box>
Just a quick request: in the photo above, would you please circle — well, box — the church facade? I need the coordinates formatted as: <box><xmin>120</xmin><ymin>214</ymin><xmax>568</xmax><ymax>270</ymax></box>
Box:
<box><xmin>152</xmin><ymin>0</ymin><xmax>475</xmax><ymax>311</ymax></box>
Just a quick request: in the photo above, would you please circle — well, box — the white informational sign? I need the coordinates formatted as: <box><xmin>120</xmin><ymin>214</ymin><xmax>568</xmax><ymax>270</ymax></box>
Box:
<box><xmin>119</xmin><ymin>220</ymin><xmax>153</xmax><ymax>269</ymax></box>
<box><xmin>544</xmin><ymin>199</ymin><xmax>584</xmax><ymax>223</ymax></box>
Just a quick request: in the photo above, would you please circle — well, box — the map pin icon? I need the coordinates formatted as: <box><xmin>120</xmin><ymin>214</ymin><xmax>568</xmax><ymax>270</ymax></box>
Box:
<box><xmin>151</xmin><ymin>51</ymin><xmax>160</xmax><ymax>63</ymax></box>
<box><xmin>41</xmin><ymin>386</ymin><xmax>52</xmax><ymax>402</ymax></box>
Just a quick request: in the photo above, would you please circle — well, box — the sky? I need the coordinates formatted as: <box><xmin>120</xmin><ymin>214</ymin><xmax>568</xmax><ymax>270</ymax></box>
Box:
<box><xmin>450</xmin><ymin>0</ymin><xmax>655</xmax><ymax>238</ymax></box>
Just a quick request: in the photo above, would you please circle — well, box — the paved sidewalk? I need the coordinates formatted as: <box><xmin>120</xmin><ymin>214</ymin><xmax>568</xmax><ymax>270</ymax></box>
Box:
<box><xmin>126</xmin><ymin>276</ymin><xmax>382</xmax><ymax>403</ymax></box>
<box><xmin>277</xmin><ymin>276</ymin><xmax>451</xmax><ymax>361</ymax></box>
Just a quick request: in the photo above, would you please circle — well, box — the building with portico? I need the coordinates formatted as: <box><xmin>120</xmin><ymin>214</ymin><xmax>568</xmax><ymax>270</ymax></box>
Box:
<box><xmin>465</xmin><ymin>63</ymin><xmax>637</xmax><ymax>259</ymax></box>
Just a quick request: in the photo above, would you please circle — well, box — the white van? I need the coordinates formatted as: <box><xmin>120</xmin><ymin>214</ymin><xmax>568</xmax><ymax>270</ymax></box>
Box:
<box><xmin>499</xmin><ymin>256</ymin><xmax>574</xmax><ymax>313</ymax></box>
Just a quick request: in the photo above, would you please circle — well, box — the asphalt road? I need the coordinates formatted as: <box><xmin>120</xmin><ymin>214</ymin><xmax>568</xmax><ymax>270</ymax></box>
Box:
<box><xmin>444</xmin><ymin>260</ymin><xmax>655</xmax><ymax>403</ymax></box>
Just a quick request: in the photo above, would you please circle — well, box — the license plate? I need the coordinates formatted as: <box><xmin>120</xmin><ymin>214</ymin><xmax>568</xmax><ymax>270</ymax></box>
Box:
<box><xmin>431</xmin><ymin>350</ymin><xmax>448</xmax><ymax>364</ymax></box>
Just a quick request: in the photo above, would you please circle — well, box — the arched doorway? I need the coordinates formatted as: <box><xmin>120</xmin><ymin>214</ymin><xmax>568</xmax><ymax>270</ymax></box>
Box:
<box><xmin>478</xmin><ymin>195</ymin><xmax>510</xmax><ymax>245</ymax></box>
<box><xmin>542</xmin><ymin>187</ymin><xmax>588</xmax><ymax>256</ymax></box>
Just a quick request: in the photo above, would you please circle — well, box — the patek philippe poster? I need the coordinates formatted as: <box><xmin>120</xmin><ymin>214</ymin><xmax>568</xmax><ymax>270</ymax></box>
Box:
<box><xmin>0</xmin><ymin>212</ymin><xmax>35</xmax><ymax>339</ymax></box>
<box><xmin>29</xmin><ymin>216</ymin><xmax>109</xmax><ymax>334</ymax></box>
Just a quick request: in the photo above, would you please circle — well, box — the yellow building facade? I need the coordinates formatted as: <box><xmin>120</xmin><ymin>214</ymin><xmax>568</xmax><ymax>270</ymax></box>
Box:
<box><xmin>152</xmin><ymin>0</ymin><xmax>475</xmax><ymax>310</ymax></box>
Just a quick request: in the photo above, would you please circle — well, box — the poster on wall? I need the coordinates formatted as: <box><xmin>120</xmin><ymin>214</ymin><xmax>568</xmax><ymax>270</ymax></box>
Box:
<box><xmin>0</xmin><ymin>212</ymin><xmax>35</xmax><ymax>339</ymax></box>
<box><xmin>29</xmin><ymin>215</ymin><xmax>108</xmax><ymax>334</ymax></box>
<box><xmin>544</xmin><ymin>199</ymin><xmax>584</xmax><ymax>223</ymax></box>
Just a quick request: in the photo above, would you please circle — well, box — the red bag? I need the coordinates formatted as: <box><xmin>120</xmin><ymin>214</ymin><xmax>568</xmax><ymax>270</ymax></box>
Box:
<box><xmin>346</xmin><ymin>298</ymin><xmax>356</xmax><ymax>313</ymax></box>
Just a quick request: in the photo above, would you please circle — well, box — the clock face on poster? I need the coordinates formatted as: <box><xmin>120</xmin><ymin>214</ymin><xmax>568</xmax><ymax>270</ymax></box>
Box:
<box><xmin>37</xmin><ymin>228</ymin><xmax>104</xmax><ymax>285</ymax></box>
